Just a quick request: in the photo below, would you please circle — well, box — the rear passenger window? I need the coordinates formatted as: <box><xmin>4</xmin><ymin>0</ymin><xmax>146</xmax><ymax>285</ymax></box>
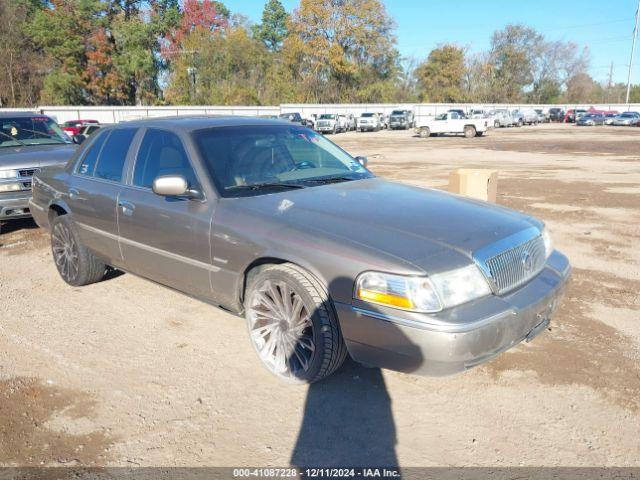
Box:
<box><xmin>77</xmin><ymin>130</ymin><xmax>108</xmax><ymax>176</ymax></box>
<box><xmin>94</xmin><ymin>128</ymin><xmax>137</xmax><ymax>182</ymax></box>
<box><xmin>133</xmin><ymin>129</ymin><xmax>198</xmax><ymax>189</ymax></box>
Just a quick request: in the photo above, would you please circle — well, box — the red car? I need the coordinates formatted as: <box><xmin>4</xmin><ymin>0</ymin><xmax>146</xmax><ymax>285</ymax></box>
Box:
<box><xmin>61</xmin><ymin>120</ymin><xmax>99</xmax><ymax>137</ymax></box>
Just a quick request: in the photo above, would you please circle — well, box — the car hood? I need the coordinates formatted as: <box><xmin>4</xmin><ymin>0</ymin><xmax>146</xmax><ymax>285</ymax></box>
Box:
<box><xmin>239</xmin><ymin>178</ymin><xmax>541</xmax><ymax>271</ymax></box>
<box><xmin>0</xmin><ymin>143</ymin><xmax>77</xmax><ymax>170</ymax></box>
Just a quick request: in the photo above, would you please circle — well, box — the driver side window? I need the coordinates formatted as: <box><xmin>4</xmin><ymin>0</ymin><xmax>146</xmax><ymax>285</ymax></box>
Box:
<box><xmin>133</xmin><ymin>129</ymin><xmax>199</xmax><ymax>189</ymax></box>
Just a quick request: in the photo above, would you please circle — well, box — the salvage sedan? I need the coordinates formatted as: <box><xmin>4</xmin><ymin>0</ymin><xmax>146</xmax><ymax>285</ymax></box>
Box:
<box><xmin>30</xmin><ymin>117</ymin><xmax>571</xmax><ymax>383</ymax></box>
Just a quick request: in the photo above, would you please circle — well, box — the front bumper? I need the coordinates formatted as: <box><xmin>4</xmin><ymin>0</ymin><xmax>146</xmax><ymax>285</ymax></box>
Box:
<box><xmin>0</xmin><ymin>192</ymin><xmax>32</xmax><ymax>220</ymax></box>
<box><xmin>336</xmin><ymin>250</ymin><xmax>571</xmax><ymax>376</ymax></box>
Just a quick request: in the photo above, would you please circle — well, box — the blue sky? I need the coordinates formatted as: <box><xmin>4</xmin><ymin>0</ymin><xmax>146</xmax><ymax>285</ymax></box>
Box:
<box><xmin>222</xmin><ymin>0</ymin><xmax>639</xmax><ymax>84</ymax></box>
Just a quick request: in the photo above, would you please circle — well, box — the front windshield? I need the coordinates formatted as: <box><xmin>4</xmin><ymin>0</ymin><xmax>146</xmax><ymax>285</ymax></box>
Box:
<box><xmin>193</xmin><ymin>125</ymin><xmax>372</xmax><ymax>197</ymax></box>
<box><xmin>391</xmin><ymin>110</ymin><xmax>404</xmax><ymax>116</ymax></box>
<box><xmin>1</xmin><ymin>116</ymin><xmax>70</xmax><ymax>148</ymax></box>
<box><xmin>319</xmin><ymin>114</ymin><xmax>335</xmax><ymax>120</ymax></box>
<box><xmin>361</xmin><ymin>113</ymin><xmax>375</xmax><ymax>118</ymax></box>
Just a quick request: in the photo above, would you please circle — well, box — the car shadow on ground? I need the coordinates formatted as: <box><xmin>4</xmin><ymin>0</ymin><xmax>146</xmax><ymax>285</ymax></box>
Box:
<box><xmin>290</xmin><ymin>358</ymin><xmax>399</xmax><ymax>467</ymax></box>
<box><xmin>0</xmin><ymin>218</ymin><xmax>38</xmax><ymax>236</ymax></box>
<box><xmin>290</xmin><ymin>277</ymin><xmax>424</xmax><ymax>469</ymax></box>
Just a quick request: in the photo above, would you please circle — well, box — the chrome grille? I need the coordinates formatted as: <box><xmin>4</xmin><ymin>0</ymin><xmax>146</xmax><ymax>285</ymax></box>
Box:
<box><xmin>484</xmin><ymin>235</ymin><xmax>546</xmax><ymax>294</ymax></box>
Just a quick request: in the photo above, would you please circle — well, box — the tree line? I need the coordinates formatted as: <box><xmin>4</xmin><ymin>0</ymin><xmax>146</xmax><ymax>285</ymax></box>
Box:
<box><xmin>1</xmin><ymin>0</ymin><xmax>638</xmax><ymax>107</ymax></box>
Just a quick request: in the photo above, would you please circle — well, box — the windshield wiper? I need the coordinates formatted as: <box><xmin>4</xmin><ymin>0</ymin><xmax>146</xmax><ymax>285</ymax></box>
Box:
<box><xmin>0</xmin><ymin>131</ymin><xmax>27</xmax><ymax>146</ymax></box>
<box><xmin>226</xmin><ymin>182</ymin><xmax>306</xmax><ymax>192</ymax></box>
<box><xmin>303</xmin><ymin>175</ymin><xmax>358</xmax><ymax>185</ymax></box>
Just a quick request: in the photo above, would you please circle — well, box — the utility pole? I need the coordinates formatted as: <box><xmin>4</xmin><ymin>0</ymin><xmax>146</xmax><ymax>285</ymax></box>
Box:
<box><xmin>607</xmin><ymin>61</ymin><xmax>614</xmax><ymax>104</ymax></box>
<box><xmin>625</xmin><ymin>0</ymin><xmax>640</xmax><ymax>106</ymax></box>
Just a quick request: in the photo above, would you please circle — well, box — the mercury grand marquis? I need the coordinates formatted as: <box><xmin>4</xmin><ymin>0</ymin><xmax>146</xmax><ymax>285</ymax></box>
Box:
<box><xmin>30</xmin><ymin>116</ymin><xmax>571</xmax><ymax>383</ymax></box>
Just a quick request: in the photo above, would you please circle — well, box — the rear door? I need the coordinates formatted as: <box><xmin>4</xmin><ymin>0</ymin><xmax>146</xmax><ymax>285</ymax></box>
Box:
<box><xmin>117</xmin><ymin>128</ymin><xmax>214</xmax><ymax>299</ymax></box>
<box><xmin>67</xmin><ymin>128</ymin><xmax>138</xmax><ymax>264</ymax></box>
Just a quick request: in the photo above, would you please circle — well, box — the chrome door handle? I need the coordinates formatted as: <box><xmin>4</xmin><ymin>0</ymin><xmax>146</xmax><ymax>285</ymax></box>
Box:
<box><xmin>118</xmin><ymin>200</ymin><xmax>135</xmax><ymax>216</ymax></box>
<box><xmin>69</xmin><ymin>188</ymin><xmax>79</xmax><ymax>200</ymax></box>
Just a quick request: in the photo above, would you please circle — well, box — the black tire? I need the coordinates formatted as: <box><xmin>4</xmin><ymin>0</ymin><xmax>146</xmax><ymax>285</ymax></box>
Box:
<box><xmin>244</xmin><ymin>263</ymin><xmax>348</xmax><ymax>384</ymax></box>
<box><xmin>475</xmin><ymin>131</ymin><xmax>484</xmax><ymax>137</ymax></box>
<box><xmin>463</xmin><ymin>125</ymin><xmax>476</xmax><ymax>138</ymax></box>
<box><xmin>50</xmin><ymin>214</ymin><xmax>106</xmax><ymax>287</ymax></box>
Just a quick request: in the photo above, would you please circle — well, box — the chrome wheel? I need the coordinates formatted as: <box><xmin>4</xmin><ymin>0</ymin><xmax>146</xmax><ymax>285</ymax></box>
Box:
<box><xmin>52</xmin><ymin>222</ymin><xmax>79</xmax><ymax>282</ymax></box>
<box><xmin>247</xmin><ymin>279</ymin><xmax>315</xmax><ymax>378</ymax></box>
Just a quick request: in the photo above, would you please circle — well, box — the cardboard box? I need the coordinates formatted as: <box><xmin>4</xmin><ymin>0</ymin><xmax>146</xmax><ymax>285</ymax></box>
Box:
<box><xmin>448</xmin><ymin>169</ymin><xmax>498</xmax><ymax>203</ymax></box>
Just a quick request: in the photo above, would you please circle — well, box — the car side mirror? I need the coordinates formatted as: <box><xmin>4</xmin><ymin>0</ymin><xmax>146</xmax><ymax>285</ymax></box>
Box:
<box><xmin>152</xmin><ymin>175</ymin><xmax>201</xmax><ymax>199</ymax></box>
<box><xmin>355</xmin><ymin>156</ymin><xmax>368</xmax><ymax>168</ymax></box>
<box><xmin>72</xmin><ymin>134</ymin><xmax>86</xmax><ymax>145</ymax></box>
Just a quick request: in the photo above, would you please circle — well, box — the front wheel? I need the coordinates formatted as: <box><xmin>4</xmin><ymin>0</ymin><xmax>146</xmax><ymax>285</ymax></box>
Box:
<box><xmin>463</xmin><ymin>125</ymin><xmax>476</xmax><ymax>138</ymax></box>
<box><xmin>245</xmin><ymin>264</ymin><xmax>347</xmax><ymax>383</ymax></box>
<box><xmin>51</xmin><ymin>215</ymin><xmax>106</xmax><ymax>286</ymax></box>
<box><xmin>418</xmin><ymin>126</ymin><xmax>431</xmax><ymax>138</ymax></box>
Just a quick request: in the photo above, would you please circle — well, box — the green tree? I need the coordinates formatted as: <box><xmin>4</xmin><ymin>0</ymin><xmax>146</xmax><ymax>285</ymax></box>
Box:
<box><xmin>489</xmin><ymin>24</ymin><xmax>543</xmax><ymax>102</ymax></box>
<box><xmin>28</xmin><ymin>0</ymin><xmax>107</xmax><ymax>104</ymax></box>
<box><xmin>0</xmin><ymin>0</ymin><xmax>47</xmax><ymax>107</ymax></box>
<box><xmin>284</xmin><ymin>0</ymin><xmax>400</xmax><ymax>103</ymax></box>
<box><xmin>253</xmin><ymin>0</ymin><xmax>289</xmax><ymax>51</ymax></box>
<box><xmin>416</xmin><ymin>44</ymin><xmax>466</xmax><ymax>103</ymax></box>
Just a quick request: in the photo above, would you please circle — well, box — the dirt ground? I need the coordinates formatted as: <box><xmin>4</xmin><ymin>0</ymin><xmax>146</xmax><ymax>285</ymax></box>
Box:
<box><xmin>1</xmin><ymin>123</ymin><xmax>639</xmax><ymax>468</ymax></box>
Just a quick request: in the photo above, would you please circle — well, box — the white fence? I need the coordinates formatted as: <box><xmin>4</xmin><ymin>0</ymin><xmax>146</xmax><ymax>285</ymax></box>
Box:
<box><xmin>3</xmin><ymin>103</ymin><xmax>640</xmax><ymax>124</ymax></box>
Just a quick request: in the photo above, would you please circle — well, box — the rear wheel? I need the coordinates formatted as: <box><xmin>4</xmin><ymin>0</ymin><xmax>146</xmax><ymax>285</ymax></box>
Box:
<box><xmin>463</xmin><ymin>125</ymin><xmax>476</xmax><ymax>138</ymax></box>
<box><xmin>494</xmin><ymin>120</ymin><xmax>500</xmax><ymax>128</ymax></box>
<box><xmin>475</xmin><ymin>131</ymin><xmax>484</xmax><ymax>137</ymax></box>
<box><xmin>419</xmin><ymin>126</ymin><xmax>431</xmax><ymax>138</ymax></box>
<box><xmin>51</xmin><ymin>215</ymin><xmax>106</xmax><ymax>286</ymax></box>
<box><xmin>245</xmin><ymin>264</ymin><xmax>347</xmax><ymax>383</ymax></box>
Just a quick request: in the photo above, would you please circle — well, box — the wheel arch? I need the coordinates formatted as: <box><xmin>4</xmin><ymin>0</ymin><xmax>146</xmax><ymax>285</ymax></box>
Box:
<box><xmin>48</xmin><ymin>200</ymin><xmax>71</xmax><ymax>224</ymax></box>
<box><xmin>238</xmin><ymin>255</ymin><xmax>331</xmax><ymax>310</ymax></box>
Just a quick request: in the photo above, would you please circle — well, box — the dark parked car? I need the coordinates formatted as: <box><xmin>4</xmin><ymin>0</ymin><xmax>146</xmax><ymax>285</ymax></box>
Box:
<box><xmin>1</xmin><ymin>112</ymin><xmax>77</xmax><ymax>221</ymax></box>
<box><xmin>31</xmin><ymin>117</ymin><xmax>570</xmax><ymax>383</ymax></box>
<box><xmin>548</xmin><ymin>108</ymin><xmax>565</xmax><ymax>122</ymax></box>
<box><xmin>278</xmin><ymin>112</ymin><xmax>304</xmax><ymax>124</ymax></box>
<box><xmin>388</xmin><ymin>110</ymin><xmax>415</xmax><ymax>130</ymax></box>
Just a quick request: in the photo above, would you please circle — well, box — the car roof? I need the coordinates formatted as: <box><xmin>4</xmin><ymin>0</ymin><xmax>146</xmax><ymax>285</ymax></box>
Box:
<box><xmin>107</xmin><ymin>115</ymin><xmax>297</xmax><ymax>132</ymax></box>
<box><xmin>0</xmin><ymin>111</ymin><xmax>49</xmax><ymax>119</ymax></box>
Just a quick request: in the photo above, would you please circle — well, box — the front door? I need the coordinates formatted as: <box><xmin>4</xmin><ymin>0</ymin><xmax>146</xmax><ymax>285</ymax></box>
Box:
<box><xmin>117</xmin><ymin>128</ymin><xmax>214</xmax><ymax>299</ymax></box>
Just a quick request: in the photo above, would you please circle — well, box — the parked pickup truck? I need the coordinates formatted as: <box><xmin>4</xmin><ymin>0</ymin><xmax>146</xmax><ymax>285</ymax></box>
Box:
<box><xmin>31</xmin><ymin>117</ymin><xmax>570</xmax><ymax>384</ymax></box>
<box><xmin>1</xmin><ymin>112</ymin><xmax>78</xmax><ymax>221</ymax></box>
<box><xmin>415</xmin><ymin>112</ymin><xmax>489</xmax><ymax>138</ymax></box>
<box><xmin>315</xmin><ymin>114</ymin><xmax>346</xmax><ymax>134</ymax></box>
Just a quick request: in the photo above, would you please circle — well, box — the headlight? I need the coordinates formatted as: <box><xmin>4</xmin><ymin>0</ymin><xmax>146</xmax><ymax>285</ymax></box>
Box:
<box><xmin>355</xmin><ymin>265</ymin><xmax>492</xmax><ymax>313</ymax></box>
<box><xmin>542</xmin><ymin>227</ymin><xmax>553</xmax><ymax>258</ymax></box>
<box><xmin>355</xmin><ymin>272</ymin><xmax>442</xmax><ymax>312</ymax></box>
<box><xmin>0</xmin><ymin>169</ymin><xmax>19</xmax><ymax>179</ymax></box>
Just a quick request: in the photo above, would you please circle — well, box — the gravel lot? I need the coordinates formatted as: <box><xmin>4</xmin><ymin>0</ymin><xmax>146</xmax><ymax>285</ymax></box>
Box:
<box><xmin>1</xmin><ymin>123</ymin><xmax>639</xmax><ymax>468</ymax></box>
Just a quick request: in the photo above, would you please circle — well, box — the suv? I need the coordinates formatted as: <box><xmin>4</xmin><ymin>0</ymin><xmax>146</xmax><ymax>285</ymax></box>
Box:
<box><xmin>357</xmin><ymin>113</ymin><xmax>381</xmax><ymax>132</ymax></box>
<box><xmin>31</xmin><ymin>116</ymin><xmax>570</xmax><ymax>384</ymax></box>
<box><xmin>548</xmin><ymin>108</ymin><xmax>565</xmax><ymax>122</ymax></box>
<box><xmin>389</xmin><ymin>110</ymin><xmax>414</xmax><ymax>130</ymax></box>
<box><xmin>1</xmin><ymin>112</ymin><xmax>77</xmax><ymax>221</ymax></box>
